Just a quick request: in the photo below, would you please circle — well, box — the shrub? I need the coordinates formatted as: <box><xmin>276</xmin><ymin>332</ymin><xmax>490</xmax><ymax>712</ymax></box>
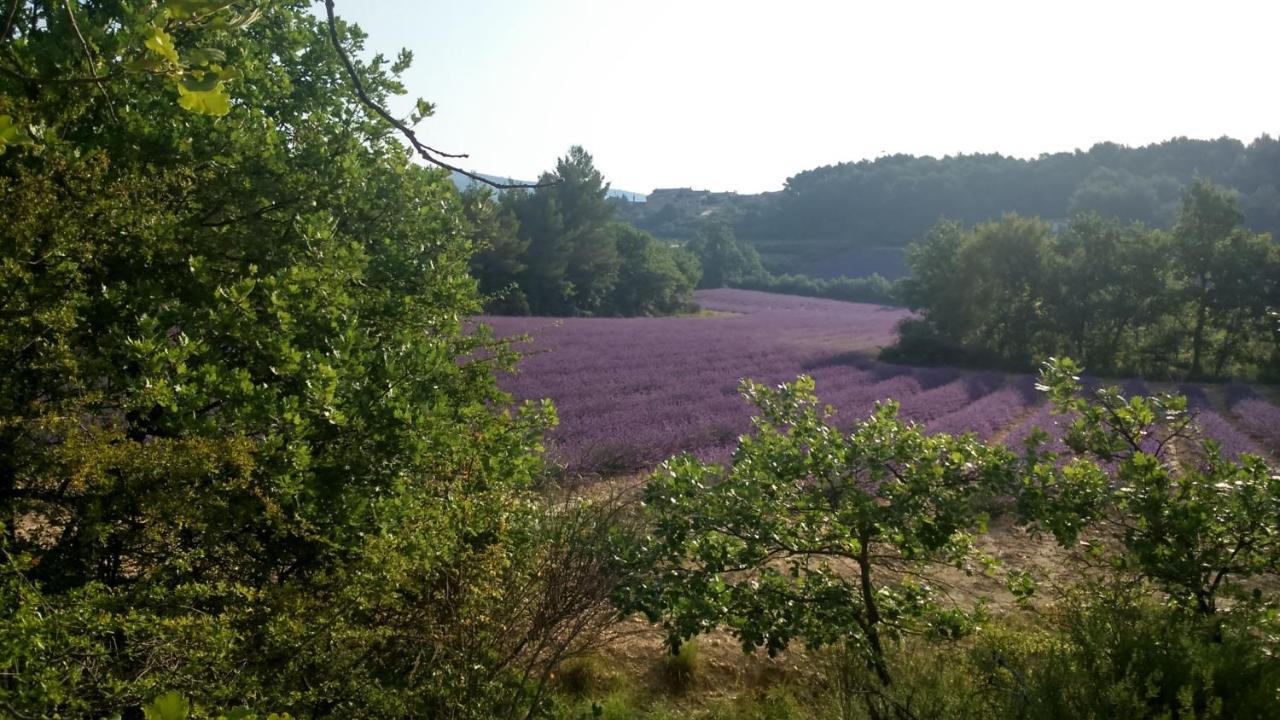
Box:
<box><xmin>557</xmin><ymin>656</ymin><xmax>619</xmax><ymax>698</ymax></box>
<box><xmin>658</xmin><ymin>641</ymin><xmax>702</xmax><ymax>693</ymax></box>
<box><xmin>616</xmin><ymin>359</ymin><xmax>1280</xmax><ymax>720</ymax></box>
<box><xmin>973</xmin><ymin>588</ymin><xmax>1280</xmax><ymax>719</ymax></box>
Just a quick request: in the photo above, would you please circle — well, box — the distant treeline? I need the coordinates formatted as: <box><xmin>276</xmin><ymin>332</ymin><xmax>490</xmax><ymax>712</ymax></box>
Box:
<box><xmin>886</xmin><ymin>180</ymin><xmax>1280</xmax><ymax>382</ymax></box>
<box><xmin>616</xmin><ymin>135</ymin><xmax>1280</xmax><ymax>277</ymax></box>
<box><xmin>674</xmin><ymin>219</ymin><xmax>900</xmax><ymax>305</ymax></box>
<box><xmin>734</xmin><ymin>272</ymin><xmax>896</xmax><ymax>305</ymax></box>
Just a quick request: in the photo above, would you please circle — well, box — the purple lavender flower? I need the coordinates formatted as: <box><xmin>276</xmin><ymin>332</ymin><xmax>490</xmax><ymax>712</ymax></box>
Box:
<box><xmin>478</xmin><ymin>289</ymin><xmax>1280</xmax><ymax>473</ymax></box>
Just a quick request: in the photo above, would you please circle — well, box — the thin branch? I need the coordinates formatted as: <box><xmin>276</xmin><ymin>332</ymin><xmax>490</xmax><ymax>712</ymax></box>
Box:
<box><xmin>175</xmin><ymin>1</ymin><xmax>238</xmax><ymax>27</ymax></box>
<box><xmin>198</xmin><ymin>199</ymin><xmax>294</xmax><ymax>228</ymax></box>
<box><xmin>323</xmin><ymin>0</ymin><xmax>554</xmax><ymax>190</ymax></box>
<box><xmin>63</xmin><ymin>0</ymin><xmax>117</xmax><ymax>121</ymax></box>
<box><xmin>2</xmin><ymin>0</ymin><xmax>19</xmax><ymax>43</ymax></box>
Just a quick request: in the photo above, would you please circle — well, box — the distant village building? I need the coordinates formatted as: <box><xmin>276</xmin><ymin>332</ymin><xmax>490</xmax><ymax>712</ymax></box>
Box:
<box><xmin>646</xmin><ymin>187</ymin><xmax>741</xmax><ymax>216</ymax></box>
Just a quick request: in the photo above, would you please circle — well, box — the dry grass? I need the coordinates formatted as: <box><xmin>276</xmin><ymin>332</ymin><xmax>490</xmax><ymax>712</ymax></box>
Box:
<box><xmin>574</xmin><ymin>517</ymin><xmax>1073</xmax><ymax>709</ymax></box>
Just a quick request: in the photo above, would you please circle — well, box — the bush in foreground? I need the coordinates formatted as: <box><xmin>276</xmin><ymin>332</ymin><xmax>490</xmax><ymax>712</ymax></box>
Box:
<box><xmin>616</xmin><ymin>360</ymin><xmax>1280</xmax><ymax>720</ymax></box>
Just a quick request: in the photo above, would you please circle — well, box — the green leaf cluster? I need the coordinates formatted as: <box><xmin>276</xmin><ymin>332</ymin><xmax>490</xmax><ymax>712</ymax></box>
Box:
<box><xmin>684</xmin><ymin>219</ymin><xmax>768</xmax><ymax>289</ymax></box>
<box><xmin>1018</xmin><ymin>358</ymin><xmax>1280</xmax><ymax>618</ymax></box>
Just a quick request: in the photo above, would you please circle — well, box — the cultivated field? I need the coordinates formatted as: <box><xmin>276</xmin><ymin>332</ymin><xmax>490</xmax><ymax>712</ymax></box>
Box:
<box><xmin>485</xmin><ymin>289</ymin><xmax>1280</xmax><ymax>475</ymax></box>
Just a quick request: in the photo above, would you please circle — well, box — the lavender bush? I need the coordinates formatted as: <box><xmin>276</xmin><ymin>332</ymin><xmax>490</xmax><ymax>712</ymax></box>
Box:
<box><xmin>1223</xmin><ymin>384</ymin><xmax>1280</xmax><ymax>457</ymax></box>
<box><xmin>1179</xmin><ymin>385</ymin><xmax>1271</xmax><ymax>461</ymax></box>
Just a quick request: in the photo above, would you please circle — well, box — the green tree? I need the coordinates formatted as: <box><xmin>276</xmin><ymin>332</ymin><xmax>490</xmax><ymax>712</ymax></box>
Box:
<box><xmin>618</xmin><ymin>376</ymin><xmax>1015</xmax><ymax>719</ymax></box>
<box><xmin>896</xmin><ymin>219</ymin><xmax>968</xmax><ymax>336</ymax></box>
<box><xmin>462</xmin><ymin>186</ymin><xmax>531</xmax><ymax>314</ymax></box>
<box><xmin>510</xmin><ymin>146</ymin><xmax>619</xmax><ymax>315</ymax></box>
<box><xmin>956</xmin><ymin>214</ymin><xmax>1052</xmax><ymax>366</ymax></box>
<box><xmin>1172</xmin><ymin>180</ymin><xmax>1278</xmax><ymax>378</ymax></box>
<box><xmin>467</xmin><ymin>151</ymin><xmax>700</xmax><ymax>318</ymax></box>
<box><xmin>618</xmin><ymin>362</ymin><xmax>1280</xmax><ymax>719</ymax></box>
<box><xmin>685</xmin><ymin>219</ymin><xmax>767</xmax><ymax>288</ymax></box>
<box><xmin>1039</xmin><ymin>214</ymin><xmax>1173</xmax><ymax>372</ymax></box>
<box><xmin>890</xmin><ymin>196</ymin><xmax>1277</xmax><ymax>380</ymax></box>
<box><xmin>898</xmin><ymin>215</ymin><xmax>1051</xmax><ymax>368</ymax></box>
<box><xmin>1067</xmin><ymin>167</ymin><xmax>1169</xmax><ymax>226</ymax></box>
<box><xmin>1020</xmin><ymin>359</ymin><xmax>1280</xmax><ymax>622</ymax></box>
<box><xmin>606</xmin><ymin>224</ymin><xmax>700</xmax><ymax>316</ymax></box>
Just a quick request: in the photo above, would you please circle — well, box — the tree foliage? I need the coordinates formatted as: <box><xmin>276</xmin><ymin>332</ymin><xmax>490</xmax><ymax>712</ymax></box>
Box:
<box><xmin>617</xmin><ymin>376</ymin><xmax>1016</xmax><ymax>717</ymax></box>
<box><xmin>607</xmin><ymin>224</ymin><xmax>700</xmax><ymax>316</ymax></box>
<box><xmin>615</xmin><ymin>137</ymin><xmax>1280</xmax><ymax>282</ymax></box>
<box><xmin>1019</xmin><ymin>358</ymin><xmax>1280</xmax><ymax>619</ymax></box>
<box><xmin>463</xmin><ymin>185</ymin><xmax>532</xmax><ymax>314</ymax></box>
<box><xmin>890</xmin><ymin>182</ymin><xmax>1280</xmax><ymax>380</ymax></box>
<box><xmin>769</xmin><ymin>138</ymin><xmax>1279</xmax><ymax>246</ymax></box>
<box><xmin>0</xmin><ymin>2</ymin><xmax>609</xmax><ymax>717</ymax></box>
<box><xmin>471</xmin><ymin>146</ymin><xmax>701</xmax><ymax>316</ymax></box>
<box><xmin>0</xmin><ymin>1</ymin><xmax>262</xmax><ymax>124</ymax></box>
<box><xmin>684</xmin><ymin>219</ymin><xmax>767</xmax><ymax>289</ymax></box>
<box><xmin>508</xmin><ymin>146</ymin><xmax>620</xmax><ymax>315</ymax></box>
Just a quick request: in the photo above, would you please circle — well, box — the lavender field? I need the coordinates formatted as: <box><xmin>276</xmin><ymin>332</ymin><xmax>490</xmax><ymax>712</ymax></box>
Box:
<box><xmin>484</xmin><ymin>289</ymin><xmax>1279</xmax><ymax>474</ymax></box>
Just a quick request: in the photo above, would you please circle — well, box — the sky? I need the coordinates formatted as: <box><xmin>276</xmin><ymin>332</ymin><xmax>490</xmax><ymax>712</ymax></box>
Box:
<box><xmin>334</xmin><ymin>0</ymin><xmax>1280</xmax><ymax>194</ymax></box>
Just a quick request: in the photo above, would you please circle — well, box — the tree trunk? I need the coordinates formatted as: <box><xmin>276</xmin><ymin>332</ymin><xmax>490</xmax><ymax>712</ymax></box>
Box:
<box><xmin>857</xmin><ymin>540</ymin><xmax>891</xmax><ymax>688</ymax></box>
<box><xmin>1189</xmin><ymin>278</ymin><xmax>1210</xmax><ymax>379</ymax></box>
<box><xmin>1212</xmin><ymin>311</ymin><xmax>1246</xmax><ymax>379</ymax></box>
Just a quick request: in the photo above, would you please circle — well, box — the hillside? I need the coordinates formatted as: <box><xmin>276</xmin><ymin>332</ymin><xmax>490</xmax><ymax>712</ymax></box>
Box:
<box><xmin>613</xmin><ymin>135</ymin><xmax>1280</xmax><ymax>278</ymax></box>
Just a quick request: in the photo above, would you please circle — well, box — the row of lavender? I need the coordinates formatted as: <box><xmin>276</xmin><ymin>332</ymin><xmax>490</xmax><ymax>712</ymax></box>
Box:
<box><xmin>483</xmin><ymin>289</ymin><xmax>1278</xmax><ymax>474</ymax></box>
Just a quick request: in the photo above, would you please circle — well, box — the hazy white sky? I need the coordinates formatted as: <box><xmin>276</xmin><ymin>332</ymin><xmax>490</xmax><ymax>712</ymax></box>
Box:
<box><xmin>336</xmin><ymin>0</ymin><xmax>1280</xmax><ymax>194</ymax></box>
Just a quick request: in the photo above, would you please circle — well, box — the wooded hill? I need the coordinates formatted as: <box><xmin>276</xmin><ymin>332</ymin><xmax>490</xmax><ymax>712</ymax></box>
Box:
<box><xmin>614</xmin><ymin>135</ymin><xmax>1280</xmax><ymax>276</ymax></box>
